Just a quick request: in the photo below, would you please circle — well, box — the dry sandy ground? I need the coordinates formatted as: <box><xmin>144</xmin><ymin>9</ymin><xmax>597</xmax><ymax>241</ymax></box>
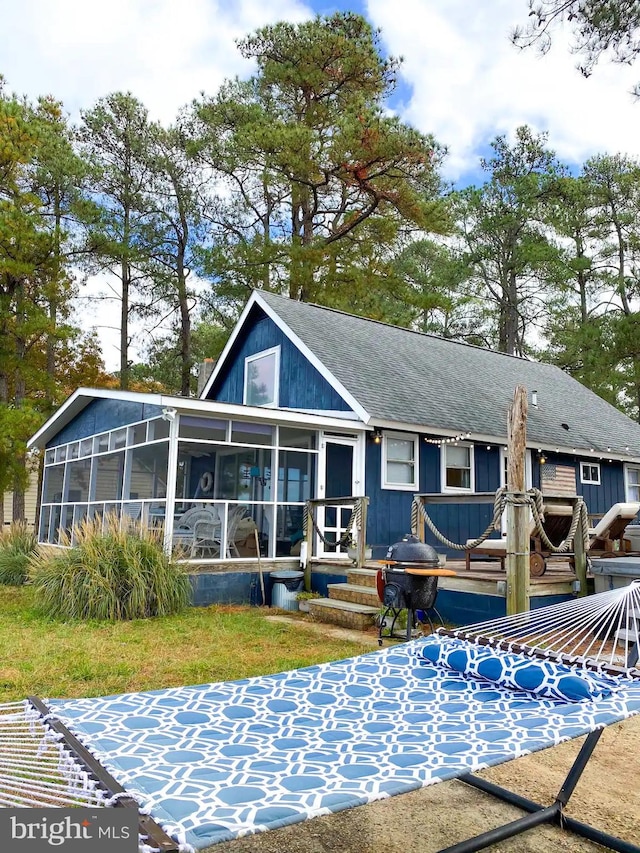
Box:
<box><xmin>209</xmin><ymin>715</ymin><xmax>640</xmax><ymax>853</ymax></box>
<box><xmin>206</xmin><ymin>618</ymin><xmax>640</xmax><ymax>852</ymax></box>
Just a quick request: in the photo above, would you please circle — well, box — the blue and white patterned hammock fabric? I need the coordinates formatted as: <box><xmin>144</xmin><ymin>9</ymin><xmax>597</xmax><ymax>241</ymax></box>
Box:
<box><xmin>49</xmin><ymin>634</ymin><xmax>640</xmax><ymax>852</ymax></box>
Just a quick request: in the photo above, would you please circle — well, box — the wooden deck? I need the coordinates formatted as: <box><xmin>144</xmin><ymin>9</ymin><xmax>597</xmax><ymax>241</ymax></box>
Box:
<box><xmin>312</xmin><ymin>555</ymin><xmax>580</xmax><ymax>597</ymax></box>
<box><xmin>439</xmin><ymin>556</ymin><xmax>580</xmax><ymax>597</ymax></box>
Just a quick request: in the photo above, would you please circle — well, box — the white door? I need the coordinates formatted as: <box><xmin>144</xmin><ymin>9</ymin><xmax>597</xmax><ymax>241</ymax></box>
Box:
<box><xmin>317</xmin><ymin>434</ymin><xmax>362</xmax><ymax>558</ymax></box>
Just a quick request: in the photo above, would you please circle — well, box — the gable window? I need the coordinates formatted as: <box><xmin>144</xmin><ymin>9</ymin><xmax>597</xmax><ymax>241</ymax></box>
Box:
<box><xmin>625</xmin><ymin>464</ymin><xmax>640</xmax><ymax>503</ymax></box>
<box><xmin>243</xmin><ymin>346</ymin><xmax>280</xmax><ymax>407</ymax></box>
<box><xmin>443</xmin><ymin>444</ymin><xmax>474</xmax><ymax>492</ymax></box>
<box><xmin>382</xmin><ymin>432</ymin><xmax>419</xmax><ymax>491</ymax></box>
<box><xmin>580</xmin><ymin>462</ymin><xmax>601</xmax><ymax>486</ymax></box>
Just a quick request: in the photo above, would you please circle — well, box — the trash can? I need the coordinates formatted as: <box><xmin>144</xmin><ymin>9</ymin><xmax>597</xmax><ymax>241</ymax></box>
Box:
<box><xmin>590</xmin><ymin>557</ymin><xmax>640</xmax><ymax>593</ymax></box>
<box><xmin>270</xmin><ymin>571</ymin><xmax>304</xmax><ymax>611</ymax></box>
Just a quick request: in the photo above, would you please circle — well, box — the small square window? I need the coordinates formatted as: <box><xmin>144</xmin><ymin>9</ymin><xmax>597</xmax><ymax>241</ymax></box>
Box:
<box><xmin>244</xmin><ymin>347</ymin><xmax>280</xmax><ymax>407</ymax></box>
<box><xmin>382</xmin><ymin>432</ymin><xmax>419</xmax><ymax>491</ymax></box>
<box><xmin>580</xmin><ymin>462</ymin><xmax>600</xmax><ymax>485</ymax></box>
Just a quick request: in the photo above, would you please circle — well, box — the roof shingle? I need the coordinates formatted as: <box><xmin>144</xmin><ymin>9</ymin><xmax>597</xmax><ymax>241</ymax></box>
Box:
<box><xmin>257</xmin><ymin>291</ymin><xmax>640</xmax><ymax>458</ymax></box>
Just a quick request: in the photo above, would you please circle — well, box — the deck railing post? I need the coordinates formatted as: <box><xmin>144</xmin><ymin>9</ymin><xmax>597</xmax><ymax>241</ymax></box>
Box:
<box><xmin>356</xmin><ymin>497</ymin><xmax>369</xmax><ymax>567</ymax></box>
<box><xmin>506</xmin><ymin>386</ymin><xmax>530</xmax><ymax>615</ymax></box>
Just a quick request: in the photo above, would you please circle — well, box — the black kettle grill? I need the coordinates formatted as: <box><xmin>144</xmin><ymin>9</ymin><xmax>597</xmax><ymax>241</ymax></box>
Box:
<box><xmin>377</xmin><ymin>534</ymin><xmax>443</xmax><ymax>644</ymax></box>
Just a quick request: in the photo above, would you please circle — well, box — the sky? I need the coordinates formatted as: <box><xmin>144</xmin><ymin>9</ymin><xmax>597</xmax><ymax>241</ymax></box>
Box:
<box><xmin>2</xmin><ymin>0</ymin><xmax>640</xmax><ymax>367</ymax></box>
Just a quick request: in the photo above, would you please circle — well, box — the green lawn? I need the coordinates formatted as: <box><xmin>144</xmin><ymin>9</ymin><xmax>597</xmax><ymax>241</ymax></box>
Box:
<box><xmin>0</xmin><ymin>586</ymin><xmax>372</xmax><ymax>702</ymax></box>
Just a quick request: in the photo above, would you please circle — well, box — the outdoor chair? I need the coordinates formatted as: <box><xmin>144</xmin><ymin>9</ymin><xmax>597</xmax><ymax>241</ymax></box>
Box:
<box><xmin>173</xmin><ymin>507</ymin><xmax>221</xmax><ymax>558</ymax></box>
<box><xmin>588</xmin><ymin>501</ymin><xmax>640</xmax><ymax>555</ymax></box>
<box><xmin>465</xmin><ymin>501</ymin><xmax>575</xmax><ymax>576</ymax></box>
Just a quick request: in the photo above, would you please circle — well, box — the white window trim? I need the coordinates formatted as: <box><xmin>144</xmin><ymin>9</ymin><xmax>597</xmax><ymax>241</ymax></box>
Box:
<box><xmin>243</xmin><ymin>345</ymin><xmax>280</xmax><ymax>408</ymax></box>
<box><xmin>441</xmin><ymin>442</ymin><xmax>475</xmax><ymax>493</ymax></box>
<box><xmin>580</xmin><ymin>461</ymin><xmax>601</xmax><ymax>486</ymax></box>
<box><xmin>381</xmin><ymin>431</ymin><xmax>419</xmax><ymax>491</ymax></box>
<box><xmin>624</xmin><ymin>463</ymin><xmax>640</xmax><ymax>502</ymax></box>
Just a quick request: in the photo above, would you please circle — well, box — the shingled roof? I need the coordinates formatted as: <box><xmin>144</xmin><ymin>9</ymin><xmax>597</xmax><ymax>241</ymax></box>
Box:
<box><xmin>256</xmin><ymin>291</ymin><xmax>640</xmax><ymax>459</ymax></box>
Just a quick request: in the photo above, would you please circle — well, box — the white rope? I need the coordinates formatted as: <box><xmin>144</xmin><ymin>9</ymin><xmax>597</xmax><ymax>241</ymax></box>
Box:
<box><xmin>444</xmin><ymin>583</ymin><xmax>640</xmax><ymax>674</ymax></box>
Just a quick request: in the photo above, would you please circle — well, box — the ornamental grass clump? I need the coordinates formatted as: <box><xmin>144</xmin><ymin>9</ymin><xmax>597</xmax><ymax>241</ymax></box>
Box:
<box><xmin>0</xmin><ymin>522</ymin><xmax>38</xmax><ymax>585</ymax></box>
<box><xmin>30</xmin><ymin>516</ymin><xmax>191</xmax><ymax>620</ymax></box>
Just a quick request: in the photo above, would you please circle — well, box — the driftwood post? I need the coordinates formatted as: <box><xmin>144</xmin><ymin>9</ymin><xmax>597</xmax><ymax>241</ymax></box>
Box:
<box><xmin>506</xmin><ymin>386</ymin><xmax>530</xmax><ymax>614</ymax></box>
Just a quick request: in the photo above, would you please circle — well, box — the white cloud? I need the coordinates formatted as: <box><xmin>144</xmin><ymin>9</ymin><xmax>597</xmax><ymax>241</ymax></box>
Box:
<box><xmin>1</xmin><ymin>0</ymin><xmax>313</xmax><ymax>370</ymax></box>
<box><xmin>5</xmin><ymin>0</ymin><xmax>640</xmax><ymax>368</ymax></box>
<box><xmin>366</xmin><ymin>0</ymin><xmax>640</xmax><ymax>181</ymax></box>
<box><xmin>1</xmin><ymin>0</ymin><xmax>311</xmax><ymax>123</ymax></box>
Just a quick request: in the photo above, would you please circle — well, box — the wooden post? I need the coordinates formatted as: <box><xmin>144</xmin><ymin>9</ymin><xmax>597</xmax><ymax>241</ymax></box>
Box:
<box><xmin>573</xmin><ymin>500</ymin><xmax>588</xmax><ymax>597</ymax></box>
<box><xmin>506</xmin><ymin>386</ymin><xmax>530</xmax><ymax>614</ymax></box>
<box><xmin>416</xmin><ymin>498</ymin><xmax>426</xmax><ymax>543</ymax></box>
<box><xmin>356</xmin><ymin>497</ymin><xmax>370</xmax><ymax>567</ymax></box>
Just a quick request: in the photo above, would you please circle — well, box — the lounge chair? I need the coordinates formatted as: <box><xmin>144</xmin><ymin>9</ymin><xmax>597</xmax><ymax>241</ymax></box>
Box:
<box><xmin>465</xmin><ymin>501</ymin><xmax>575</xmax><ymax>576</ymax></box>
<box><xmin>588</xmin><ymin>501</ymin><xmax>640</xmax><ymax>555</ymax></box>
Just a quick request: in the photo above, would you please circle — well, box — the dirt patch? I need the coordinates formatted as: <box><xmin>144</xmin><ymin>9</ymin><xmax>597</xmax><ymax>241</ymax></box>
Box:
<box><xmin>209</xmin><ymin>715</ymin><xmax>640</xmax><ymax>852</ymax></box>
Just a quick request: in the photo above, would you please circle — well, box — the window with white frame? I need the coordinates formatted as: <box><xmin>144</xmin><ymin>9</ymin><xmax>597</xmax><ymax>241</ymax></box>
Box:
<box><xmin>243</xmin><ymin>346</ymin><xmax>280</xmax><ymax>407</ymax></box>
<box><xmin>382</xmin><ymin>432</ymin><xmax>419</xmax><ymax>490</ymax></box>
<box><xmin>443</xmin><ymin>443</ymin><xmax>474</xmax><ymax>492</ymax></box>
<box><xmin>625</xmin><ymin>464</ymin><xmax>640</xmax><ymax>502</ymax></box>
<box><xmin>580</xmin><ymin>461</ymin><xmax>601</xmax><ymax>485</ymax></box>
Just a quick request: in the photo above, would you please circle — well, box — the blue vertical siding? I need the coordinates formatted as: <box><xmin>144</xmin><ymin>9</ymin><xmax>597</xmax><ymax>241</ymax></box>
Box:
<box><xmin>532</xmin><ymin>453</ymin><xmax>626</xmax><ymax>516</ymax></box>
<box><xmin>208</xmin><ymin>308</ymin><xmax>351</xmax><ymax>412</ymax></box>
<box><xmin>365</xmin><ymin>437</ymin><xmax>498</xmax><ymax>555</ymax></box>
<box><xmin>47</xmin><ymin>399</ymin><xmax>164</xmax><ymax>447</ymax></box>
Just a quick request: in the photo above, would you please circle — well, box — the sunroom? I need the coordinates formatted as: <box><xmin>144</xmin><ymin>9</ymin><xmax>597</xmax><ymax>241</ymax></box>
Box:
<box><xmin>29</xmin><ymin>389</ymin><xmax>367</xmax><ymax>565</ymax></box>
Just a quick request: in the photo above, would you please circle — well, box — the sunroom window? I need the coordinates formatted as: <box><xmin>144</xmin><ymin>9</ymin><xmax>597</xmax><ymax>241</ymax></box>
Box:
<box><xmin>244</xmin><ymin>347</ymin><xmax>280</xmax><ymax>407</ymax></box>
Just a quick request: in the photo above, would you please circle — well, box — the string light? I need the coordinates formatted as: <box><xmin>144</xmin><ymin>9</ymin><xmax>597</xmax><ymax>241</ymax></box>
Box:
<box><xmin>424</xmin><ymin>431</ymin><xmax>472</xmax><ymax>446</ymax></box>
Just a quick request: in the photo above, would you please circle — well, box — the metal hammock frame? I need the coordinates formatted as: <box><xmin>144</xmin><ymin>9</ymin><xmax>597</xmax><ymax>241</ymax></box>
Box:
<box><xmin>0</xmin><ymin>697</ymin><xmax>179</xmax><ymax>853</ymax></box>
<box><xmin>2</xmin><ymin>586</ymin><xmax>638</xmax><ymax>853</ymax></box>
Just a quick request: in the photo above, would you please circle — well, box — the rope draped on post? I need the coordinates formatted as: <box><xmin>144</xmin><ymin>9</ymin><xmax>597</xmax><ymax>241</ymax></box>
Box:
<box><xmin>303</xmin><ymin>500</ymin><xmax>363</xmax><ymax>548</ymax></box>
<box><xmin>411</xmin><ymin>488</ymin><xmax>589</xmax><ymax>555</ymax></box>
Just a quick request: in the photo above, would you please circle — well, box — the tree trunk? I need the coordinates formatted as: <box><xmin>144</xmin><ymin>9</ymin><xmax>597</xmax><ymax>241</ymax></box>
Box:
<box><xmin>12</xmin><ymin>284</ymin><xmax>26</xmax><ymax>522</ymax></box>
<box><xmin>120</xmin><ymin>206</ymin><xmax>131</xmax><ymax>390</ymax></box>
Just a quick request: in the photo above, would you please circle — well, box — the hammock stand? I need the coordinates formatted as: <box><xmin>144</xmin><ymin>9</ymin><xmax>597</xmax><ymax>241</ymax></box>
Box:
<box><xmin>437</xmin><ymin>585</ymin><xmax>640</xmax><ymax>853</ymax></box>
<box><xmin>2</xmin><ymin>584</ymin><xmax>639</xmax><ymax>853</ymax></box>
<box><xmin>3</xmin><ymin>696</ymin><xmax>179</xmax><ymax>853</ymax></box>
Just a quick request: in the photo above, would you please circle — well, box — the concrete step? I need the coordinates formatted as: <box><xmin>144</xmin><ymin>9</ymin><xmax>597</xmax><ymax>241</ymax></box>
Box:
<box><xmin>328</xmin><ymin>582</ymin><xmax>380</xmax><ymax>607</ymax></box>
<box><xmin>308</xmin><ymin>597</ymin><xmax>379</xmax><ymax>631</ymax></box>
<box><xmin>347</xmin><ymin>568</ymin><xmax>378</xmax><ymax>588</ymax></box>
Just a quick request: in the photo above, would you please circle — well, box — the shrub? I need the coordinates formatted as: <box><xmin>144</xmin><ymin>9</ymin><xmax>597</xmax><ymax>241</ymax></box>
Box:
<box><xmin>0</xmin><ymin>522</ymin><xmax>38</xmax><ymax>585</ymax></box>
<box><xmin>30</xmin><ymin>516</ymin><xmax>191</xmax><ymax>620</ymax></box>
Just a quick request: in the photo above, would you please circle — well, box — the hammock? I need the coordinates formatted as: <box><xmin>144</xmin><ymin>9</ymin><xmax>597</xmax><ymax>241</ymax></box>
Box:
<box><xmin>2</xmin><ymin>584</ymin><xmax>640</xmax><ymax>853</ymax></box>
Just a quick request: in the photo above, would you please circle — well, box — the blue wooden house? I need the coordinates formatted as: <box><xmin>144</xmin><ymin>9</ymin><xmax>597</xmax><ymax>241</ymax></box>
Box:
<box><xmin>29</xmin><ymin>291</ymin><xmax>640</xmax><ymax>614</ymax></box>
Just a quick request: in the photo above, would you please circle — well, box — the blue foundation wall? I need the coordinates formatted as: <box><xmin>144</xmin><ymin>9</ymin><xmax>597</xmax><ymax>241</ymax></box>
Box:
<box><xmin>189</xmin><ymin>569</ymin><xmax>349</xmax><ymax>608</ymax></box>
<box><xmin>433</xmin><ymin>590</ymin><xmax>574</xmax><ymax>627</ymax></box>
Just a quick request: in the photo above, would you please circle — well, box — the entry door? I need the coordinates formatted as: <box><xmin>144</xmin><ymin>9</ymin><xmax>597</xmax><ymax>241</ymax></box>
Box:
<box><xmin>317</xmin><ymin>436</ymin><xmax>359</xmax><ymax>558</ymax></box>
